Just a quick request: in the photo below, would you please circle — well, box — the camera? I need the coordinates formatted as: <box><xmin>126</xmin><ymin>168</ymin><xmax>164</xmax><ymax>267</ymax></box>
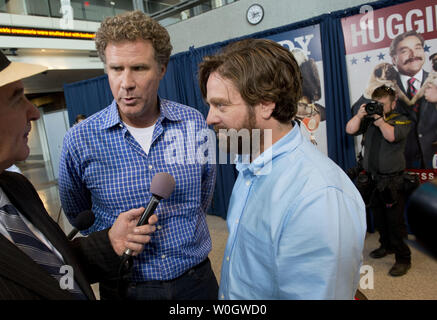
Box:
<box><xmin>346</xmin><ymin>166</ymin><xmax>373</xmax><ymax>205</ymax></box>
<box><xmin>365</xmin><ymin>100</ymin><xmax>384</xmax><ymax>116</ymax></box>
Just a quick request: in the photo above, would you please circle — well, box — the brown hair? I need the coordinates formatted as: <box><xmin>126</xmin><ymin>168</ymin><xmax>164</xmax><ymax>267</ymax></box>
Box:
<box><xmin>95</xmin><ymin>10</ymin><xmax>172</xmax><ymax>66</ymax></box>
<box><xmin>198</xmin><ymin>38</ymin><xmax>303</xmax><ymax>123</ymax></box>
<box><xmin>75</xmin><ymin>114</ymin><xmax>86</xmax><ymax>122</ymax></box>
<box><xmin>389</xmin><ymin>30</ymin><xmax>425</xmax><ymax>57</ymax></box>
<box><xmin>371</xmin><ymin>85</ymin><xmax>396</xmax><ymax>102</ymax></box>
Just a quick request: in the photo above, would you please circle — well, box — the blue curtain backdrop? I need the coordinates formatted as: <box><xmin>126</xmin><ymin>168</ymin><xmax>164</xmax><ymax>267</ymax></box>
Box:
<box><xmin>63</xmin><ymin>0</ymin><xmax>413</xmax><ymax>218</ymax></box>
<box><xmin>320</xmin><ymin>15</ymin><xmax>357</xmax><ymax>170</ymax></box>
<box><xmin>64</xmin><ymin>75</ymin><xmax>113</xmax><ymax>127</ymax></box>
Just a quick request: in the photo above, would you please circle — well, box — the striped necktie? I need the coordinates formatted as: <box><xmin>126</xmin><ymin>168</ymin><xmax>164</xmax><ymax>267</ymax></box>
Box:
<box><xmin>407</xmin><ymin>77</ymin><xmax>419</xmax><ymax>112</ymax></box>
<box><xmin>0</xmin><ymin>204</ymin><xmax>87</xmax><ymax>300</ymax></box>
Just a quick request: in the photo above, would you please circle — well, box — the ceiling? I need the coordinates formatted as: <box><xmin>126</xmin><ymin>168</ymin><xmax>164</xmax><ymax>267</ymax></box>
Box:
<box><xmin>2</xmin><ymin>48</ymin><xmax>104</xmax><ymax>94</ymax></box>
<box><xmin>22</xmin><ymin>68</ymin><xmax>105</xmax><ymax>94</ymax></box>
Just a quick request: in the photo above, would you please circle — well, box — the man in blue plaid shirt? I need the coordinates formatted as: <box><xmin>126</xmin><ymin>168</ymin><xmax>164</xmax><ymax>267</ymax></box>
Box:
<box><xmin>58</xmin><ymin>11</ymin><xmax>218</xmax><ymax>300</ymax></box>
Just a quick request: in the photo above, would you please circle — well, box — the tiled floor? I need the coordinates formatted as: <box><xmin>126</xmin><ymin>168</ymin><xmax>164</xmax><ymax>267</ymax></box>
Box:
<box><xmin>16</xmin><ymin>160</ymin><xmax>437</xmax><ymax>300</ymax></box>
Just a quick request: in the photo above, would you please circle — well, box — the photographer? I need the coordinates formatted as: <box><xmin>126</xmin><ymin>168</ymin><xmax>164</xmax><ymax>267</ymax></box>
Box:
<box><xmin>346</xmin><ymin>85</ymin><xmax>412</xmax><ymax>277</ymax></box>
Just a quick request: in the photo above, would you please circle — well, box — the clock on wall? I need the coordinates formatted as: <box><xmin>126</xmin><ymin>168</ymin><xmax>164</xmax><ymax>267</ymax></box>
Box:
<box><xmin>246</xmin><ymin>4</ymin><xmax>264</xmax><ymax>25</ymax></box>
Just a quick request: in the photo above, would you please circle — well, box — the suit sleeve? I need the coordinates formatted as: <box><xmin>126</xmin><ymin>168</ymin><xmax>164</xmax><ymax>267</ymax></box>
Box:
<box><xmin>70</xmin><ymin>230</ymin><xmax>122</xmax><ymax>283</ymax></box>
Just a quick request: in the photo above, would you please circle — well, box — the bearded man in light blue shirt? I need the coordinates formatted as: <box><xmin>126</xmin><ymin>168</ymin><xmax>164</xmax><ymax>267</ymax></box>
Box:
<box><xmin>198</xmin><ymin>39</ymin><xmax>367</xmax><ymax>300</ymax></box>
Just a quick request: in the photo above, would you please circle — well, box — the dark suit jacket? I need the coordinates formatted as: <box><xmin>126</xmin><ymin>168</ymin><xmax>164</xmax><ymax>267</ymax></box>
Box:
<box><xmin>0</xmin><ymin>171</ymin><xmax>122</xmax><ymax>300</ymax></box>
<box><xmin>394</xmin><ymin>71</ymin><xmax>437</xmax><ymax>169</ymax></box>
<box><xmin>351</xmin><ymin>70</ymin><xmax>437</xmax><ymax>169</ymax></box>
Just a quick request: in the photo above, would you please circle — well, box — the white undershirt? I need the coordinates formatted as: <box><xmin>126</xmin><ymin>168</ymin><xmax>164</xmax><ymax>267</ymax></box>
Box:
<box><xmin>124</xmin><ymin>122</ymin><xmax>156</xmax><ymax>155</ymax></box>
<box><xmin>0</xmin><ymin>187</ymin><xmax>64</xmax><ymax>262</ymax></box>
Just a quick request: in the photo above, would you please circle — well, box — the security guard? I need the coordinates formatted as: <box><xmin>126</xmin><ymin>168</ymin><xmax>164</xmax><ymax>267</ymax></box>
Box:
<box><xmin>346</xmin><ymin>85</ymin><xmax>412</xmax><ymax>277</ymax></box>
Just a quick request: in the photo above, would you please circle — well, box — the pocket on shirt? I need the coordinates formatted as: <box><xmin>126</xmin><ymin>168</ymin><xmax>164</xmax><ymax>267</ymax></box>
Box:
<box><xmin>231</xmin><ymin>225</ymin><xmax>275</xmax><ymax>297</ymax></box>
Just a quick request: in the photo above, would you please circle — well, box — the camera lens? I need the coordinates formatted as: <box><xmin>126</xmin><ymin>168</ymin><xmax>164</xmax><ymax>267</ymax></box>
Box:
<box><xmin>365</xmin><ymin>100</ymin><xmax>383</xmax><ymax>116</ymax></box>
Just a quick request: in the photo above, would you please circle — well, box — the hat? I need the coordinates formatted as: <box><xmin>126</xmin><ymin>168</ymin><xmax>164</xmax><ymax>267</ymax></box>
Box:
<box><xmin>0</xmin><ymin>50</ymin><xmax>48</xmax><ymax>87</ymax></box>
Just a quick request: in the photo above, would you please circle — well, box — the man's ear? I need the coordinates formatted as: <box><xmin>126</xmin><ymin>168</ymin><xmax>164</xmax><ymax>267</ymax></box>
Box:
<box><xmin>259</xmin><ymin>101</ymin><xmax>276</xmax><ymax>119</ymax></box>
<box><xmin>159</xmin><ymin>63</ymin><xmax>167</xmax><ymax>80</ymax></box>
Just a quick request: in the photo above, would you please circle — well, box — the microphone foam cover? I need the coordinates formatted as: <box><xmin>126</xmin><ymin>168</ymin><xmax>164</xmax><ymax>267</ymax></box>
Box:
<box><xmin>73</xmin><ymin>210</ymin><xmax>95</xmax><ymax>230</ymax></box>
<box><xmin>150</xmin><ymin>172</ymin><xmax>176</xmax><ymax>199</ymax></box>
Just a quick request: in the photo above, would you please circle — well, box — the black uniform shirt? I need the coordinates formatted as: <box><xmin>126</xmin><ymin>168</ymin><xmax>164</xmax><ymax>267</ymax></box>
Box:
<box><xmin>355</xmin><ymin>112</ymin><xmax>412</xmax><ymax>175</ymax></box>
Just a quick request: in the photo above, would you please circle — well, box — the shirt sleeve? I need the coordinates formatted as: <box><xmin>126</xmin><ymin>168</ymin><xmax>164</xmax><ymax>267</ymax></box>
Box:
<box><xmin>392</xmin><ymin>116</ymin><xmax>412</xmax><ymax>142</ymax></box>
<box><xmin>354</xmin><ymin>117</ymin><xmax>372</xmax><ymax>136</ymax></box>
<box><xmin>275</xmin><ymin>187</ymin><xmax>366</xmax><ymax>299</ymax></box>
<box><xmin>58</xmin><ymin>132</ymin><xmax>92</xmax><ymax>223</ymax></box>
<box><xmin>201</xmin><ymin>161</ymin><xmax>216</xmax><ymax>214</ymax></box>
<box><xmin>198</xmin><ymin>121</ymin><xmax>216</xmax><ymax>214</ymax></box>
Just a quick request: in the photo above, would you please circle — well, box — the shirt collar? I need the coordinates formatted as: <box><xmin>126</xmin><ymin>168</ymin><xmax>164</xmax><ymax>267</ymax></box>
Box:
<box><xmin>400</xmin><ymin>69</ymin><xmax>423</xmax><ymax>90</ymax></box>
<box><xmin>236</xmin><ymin>122</ymin><xmax>302</xmax><ymax>176</ymax></box>
<box><xmin>159</xmin><ymin>98</ymin><xmax>183</xmax><ymax>122</ymax></box>
<box><xmin>100</xmin><ymin>97</ymin><xmax>182</xmax><ymax>130</ymax></box>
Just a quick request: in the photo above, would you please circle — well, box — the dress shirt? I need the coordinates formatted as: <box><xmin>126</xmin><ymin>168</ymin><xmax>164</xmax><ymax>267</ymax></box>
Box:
<box><xmin>219</xmin><ymin>124</ymin><xmax>367</xmax><ymax>299</ymax></box>
<box><xmin>400</xmin><ymin>69</ymin><xmax>423</xmax><ymax>92</ymax></box>
<box><xmin>0</xmin><ymin>187</ymin><xmax>64</xmax><ymax>262</ymax></box>
<box><xmin>59</xmin><ymin>98</ymin><xmax>216</xmax><ymax>281</ymax></box>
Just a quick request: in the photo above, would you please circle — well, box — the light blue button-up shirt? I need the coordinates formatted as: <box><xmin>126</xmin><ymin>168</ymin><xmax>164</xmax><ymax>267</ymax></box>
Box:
<box><xmin>219</xmin><ymin>124</ymin><xmax>366</xmax><ymax>299</ymax></box>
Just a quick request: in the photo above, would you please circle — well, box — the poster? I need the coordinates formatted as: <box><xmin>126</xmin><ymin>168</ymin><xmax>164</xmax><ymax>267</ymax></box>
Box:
<box><xmin>268</xmin><ymin>24</ymin><xmax>328</xmax><ymax>155</ymax></box>
<box><xmin>342</xmin><ymin>0</ymin><xmax>437</xmax><ymax>181</ymax></box>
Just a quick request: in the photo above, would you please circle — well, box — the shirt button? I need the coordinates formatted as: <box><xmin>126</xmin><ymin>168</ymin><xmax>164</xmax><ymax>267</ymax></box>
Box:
<box><xmin>245</xmin><ymin>180</ymin><xmax>251</xmax><ymax>186</ymax></box>
<box><xmin>161</xmin><ymin>255</ymin><xmax>166</xmax><ymax>259</ymax></box>
<box><xmin>418</xmin><ymin>134</ymin><xmax>423</xmax><ymax>138</ymax></box>
<box><xmin>221</xmin><ymin>294</ymin><xmax>225</xmax><ymax>299</ymax></box>
<box><xmin>148</xmin><ymin>165</ymin><xmax>153</xmax><ymax>170</ymax></box>
<box><xmin>157</xmin><ymin>225</ymin><xmax>162</xmax><ymax>230</ymax></box>
<box><xmin>226</xmin><ymin>256</ymin><xmax>230</xmax><ymax>261</ymax></box>
<box><xmin>235</xmin><ymin>219</ymin><xmax>239</xmax><ymax>224</ymax></box>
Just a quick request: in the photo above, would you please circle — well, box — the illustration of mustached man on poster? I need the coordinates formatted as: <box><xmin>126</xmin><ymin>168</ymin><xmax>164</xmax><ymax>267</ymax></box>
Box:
<box><xmin>342</xmin><ymin>0</ymin><xmax>437</xmax><ymax>180</ymax></box>
<box><xmin>269</xmin><ymin>25</ymin><xmax>327</xmax><ymax>153</ymax></box>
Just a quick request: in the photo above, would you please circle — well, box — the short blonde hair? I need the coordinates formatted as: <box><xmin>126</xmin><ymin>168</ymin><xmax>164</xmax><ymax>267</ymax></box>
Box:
<box><xmin>95</xmin><ymin>10</ymin><xmax>172</xmax><ymax>67</ymax></box>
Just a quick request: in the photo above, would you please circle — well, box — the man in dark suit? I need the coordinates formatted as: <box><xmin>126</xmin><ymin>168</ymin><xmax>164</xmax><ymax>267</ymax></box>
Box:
<box><xmin>0</xmin><ymin>51</ymin><xmax>157</xmax><ymax>300</ymax></box>
<box><xmin>352</xmin><ymin>30</ymin><xmax>437</xmax><ymax>169</ymax></box>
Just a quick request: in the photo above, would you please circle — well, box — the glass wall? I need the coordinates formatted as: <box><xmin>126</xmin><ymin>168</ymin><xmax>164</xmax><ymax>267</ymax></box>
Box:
<box><xmin>0</xmin><ymin>0</ymin><xmax>238</xmax><ymax>26</ymax></box>
<box><xmin>28</xmin><ymin>0</ymin><xmax>134</xmax><ymax>22</ymax></box>
<box><xmin>153</xmin><ymin>0</ymin><xmax>238</xmax><ymax>26</ymax></box>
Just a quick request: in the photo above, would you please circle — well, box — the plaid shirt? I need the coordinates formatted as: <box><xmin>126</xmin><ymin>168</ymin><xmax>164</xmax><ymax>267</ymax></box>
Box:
<box><xmin>59</xmin><ymin>98</ymin><xmax>216</xmax><ymax>281</ymax></box>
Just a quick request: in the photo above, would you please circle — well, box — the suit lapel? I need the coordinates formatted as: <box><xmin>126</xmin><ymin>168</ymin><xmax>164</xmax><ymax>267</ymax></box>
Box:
<box><xmin>421</xmin><ymin>70</ymin><xmax>429</xmax><ymax>86</ymax></box>
<box><xmin>396</xmin><ymin>73</ymin><xmax>406</xmax><ymax>94</ymax></box>
<box><xmin>396</xmin><ymin>73</ymin><xmax>417</xmax><ymax>122</ymax></box>
<box><xmin>0</xmin><ymin>172</ymin><xmax>95</xmax><ymax>300</ymax></box>
<box><xmin>0</xmin><ymin>234</ymin><xmax>74</xmax><ymax>299</ymax></box>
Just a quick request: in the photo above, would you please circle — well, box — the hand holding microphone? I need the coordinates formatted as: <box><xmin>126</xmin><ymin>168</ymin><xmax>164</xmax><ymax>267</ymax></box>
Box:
<box><xmin>119</xmin><ymin>172</ymin><xmax>176</xmax><ymax>270</ymax></box>
<box><xmin>108</xmin><ymin>208</ymin><xmax>158</xmax><ymax>256</ymax></box>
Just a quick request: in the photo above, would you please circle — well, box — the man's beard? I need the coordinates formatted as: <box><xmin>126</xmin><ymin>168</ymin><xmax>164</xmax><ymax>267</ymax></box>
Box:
<box><xmin>214</xmin><ymin>106</ymin><xmax>262</xmax><ymax>156</ymax></box>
